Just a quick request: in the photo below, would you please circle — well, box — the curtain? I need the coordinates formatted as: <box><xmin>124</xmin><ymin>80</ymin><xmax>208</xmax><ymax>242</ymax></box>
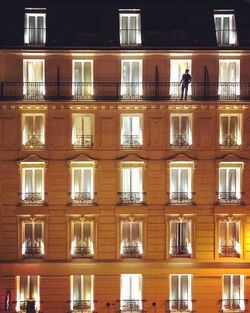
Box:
<box><xmin>180</xmin><ymin>169</ymin><xmax>189</xmax><ymax>194</ymax></box>
<box><xmin>24</xmin><ymin>116</ymin><xmax>33</xmax><ymax>144</ymax></box>
<box><xmin>131</xmin><ymin>62</ymin><xmax>140</xmax><ymax>95</ymax></box>
<box><xmin>74</xmin><ymin>62</ymin><xmax>83</xmax><ymax>83</ymax></box>
<box><xmin>232</xmin><ymin>275</ymin><xmax>240</xmax><ymax>300</ymax></box>
<box><xmin>73</xmin><ymin>223</ymin><xmax>81</xmax><ymax>252</ymax></box>
<box><xmin>121</xmin><ymin>275</ymin><xmax>131</xmax><ymax>301</ymax></box>
<box><xmin>83</xmin><ymin>223</ymin><xmax>91</xmax><ymax>247</ymax></box>
<box><xmin>132</xmin><ymin>168</ymin><xmax>142</xmax><ymax>193</ymax></box>
<box><xmin>24</xmin><ymin>170</ymin><xmax>33</xmax><ymax>194</ymax></box>
<box><xmin>170</xmin><ymin>276</ymin><xmax>178</xmax><ymax>301</ymax></box>
<box><xmin>121</xmin><ymin>116</ymin><xmax>131</xmax><ymax>144</ymax></box>
<box><xmin>83</xmin><ymin>169</ymin><xmax>92</xmax><ymax>193</ymax></box>
<box><xmin>84</xmin><ymin>116</ymin><xmax>92</xmax><ymax>136</ymax></box>
<box><xmin>34</xmin><ymin>224</ymin><xmax>43</xmax><ymax>248</ymax></box>
<box><xmin>131</xmin><ymin>222</ymin><xmax>141</xmax><ymax>245</ymax></box>
<box><xmin>73</xmin><ymin>169</ymin><xmax>82</xmax><ymax>193</ymax></box>
<box><xmin>83</xmin><ymin>62</ymin><xmax>92</xmax><ymax>95</ymax></box>
<box><xmin>121</xmin><ymin>222</ymin><xmax>130</xmax><ymax>250</ymax></box>
<box><xmin>28</xmin><ymin>16</ymin><xmax>36</xmax><ymax>43</ymax></box>
<box><xmin>20</xmin><ymin>277</ymin><xmax>28</xmax><ymax>301</ymax></box>
<box><xmin>35</xmin><ymin>116</ymin><xmax>44</xmax><ymax>141</ymax></box>
<box><xmin>223</xmin><ymin>17</ymin><xmax>230</xmax><ymax>44</ymax></box>
<box><xmin>131</xmin><ymin>275</ymin><xmax>141</xmax><ymax>302</ymax></box>
<box><xmin>181</xmin><ymin>116</ymin><xmax>190</xmax><ymax>143</ymax></box>
<box><xmin>215</xmin><ymin>17</ymin><xmax>221</xmax><ymax>44</ymax></box>
<box><xmin>72</xmin><ymin>115</ymin><xmax>83</xmax><ymax>144</ymax></box>
<box><xmin>170</xmin><ymin>169</ymin><xmax>178</xmax><ymax>193</ymax></box>
<box><xmin>170</xmin><ymin>222</ymin><xmax>177</xmax><ymax>254</ymax></box>
<box><xmin>171</xmin><ymin>116</ymin><xmax>179</xmax><ymax>143</ymax></box>
<box><xmin>230</xmin><ymin>116</ymin><xmax>237</xmax><ymax>142</ymax></box>
<box><xmin>30</xmin><ymin>276</ymin><xmax>38</xmax><ymax>300</ymax></box>
<box><xmin>219</xmin><ymin>222</ymin><xmax>227</xmax><ymax>249</ymax></box>
<box><xmin>25</xmin><ymin>224</ymin><xmax>33</xmax><ymax>248</ymax></box>
<box><xmin>228</xmin><ymin>169</ymin><xmax>236</xmax><ymax>193</ymax></box>
<box><xmin>221</xmin><ymin>116</ymin><xmax>228</xmax><ymax>143</ymax></box>
<box><xmin>219</xmin><ymin>169</ymin><xmax>227</xmax><ymax>193</ymax></box>
<box><xmin>230</xmin><ymin>15</ymin><xmax>237</xmax><ymax>44</ymax></box>
<box><xmin>180</xmin><ymin>275</ymin><xmax>188</xmax><ymax>301</ymax></box>
<box><xmin>122</xmin><ymin>168</ymin><xmax>131</xmax><ymax>192</ymax></box>
<box><xmin>37</xmin><ymin>16</ymin><xmax>45</xmax><ymax>44</ymax></box>
<box><xmin>73</xmin><ymin>276</ymin><xmax>81</xmax><ymax>301</ymax></box>
<box><xmin>223</xmin><ymin>275</ymin><xmax>230</xmax><ymax>300</ymax></box>
<box><xmin>82</xmin><ymin>276</ymin><xmax>92</xmax><ymax>300</ymax></box>
<box><xmin>132</xmin><ymin>116</ymin><xmax>142</xmax><ymax>143</ymax></box>
<box><xmin>34</xmin><ymin>169</ymin><xmax>43</xmax><ymax>195</ymax></box>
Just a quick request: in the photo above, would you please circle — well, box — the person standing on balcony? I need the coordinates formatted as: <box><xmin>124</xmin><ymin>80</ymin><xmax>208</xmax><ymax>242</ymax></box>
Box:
<box><xmin>180</xmin><ymin>69</ymin><xmax>191</xmax><ymax>100</ymax></box>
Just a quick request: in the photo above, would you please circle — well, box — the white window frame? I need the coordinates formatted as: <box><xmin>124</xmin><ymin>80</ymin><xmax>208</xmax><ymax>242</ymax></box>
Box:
<box><xmin>169</xmin><ymin>220</ymin><xmax>192</xmax><ymax>256</ymax></box>
<box><xmin>218</xmin><ymin>163</ymin><xmax>242</xmax><ymax>200</ymax></box>
<box><xmin>121</xmin><ymin>60</ymin><xmax>143</xmax><ymax>97</ymax></box>
<box><xmin>119</xmin><ymin>13</ymin><xmax>141</xmax><ymax>46</ymax></box>
<box><xmin>120</xmin><ymin>166</ymin><xmax>143</xmax><ymax>193</ymax></box>
<box><xmin>218</xmin><ymin>60</ymin><xmax>240</xmax><ymax>96</ymax></box>
<box><xmin>24</xmin><ymin>12</ymin><xmax>46</xmax><ymax>45</ymax></box>
<box><xmin>218</xmin><ymin>220</ymin><xmax>240</xmax><ymax>256</ymax></box>
<box><xmin>222</xmin><ymin>275</ymin><xmax>245</xmax><ymax>311</ymax></box>
<box><xmin>170</xmin><ymin>274</ymin><xmax>192</xmax><ymax>311</ymax></box>
<box><xmin>70</xmin><ymin>275</ymin><xmax>94</xmax><ymax>311</ymax></box>
<box><xmin>72</xmin><ymin>113</ymin><xmax>94</xmax><ymax>147</ymax></box>
<box><xmin>170</xmin><ymin>114</ymin><xmax>192</xmax><ymax>146</ymax></box>
<box><xmin>120</xmin><ymin>274</ymin><xmax>142</xmax><ymax>309</ymax></box>
<box><xmin>169</xmin><ymin>163</ymin><xmax>193</xmax><ymax>199</ymax></box>
<box><xmin>120</xmin><ymin>221</ymin><xmax>143</xmax><ymax>256</ymax></box>
<box><xmin>214</xmin><ymin>13</ymin><xmax>237</xmax><ymax>46</ymax></box>
<box><xmin>22</xmin><ymin>113</ymin><xmax>45</xmax><ymax>147</ymax></box>
<box><xmin>219</xmin><ymin>114</ymin><xmax>241</xmax><ymax>146</ymax></box>
<box><xmin>71</xmin><ymin>221</ymin><xmax>94</xmax><ymax>256</ymax></box>
<box><xmin>16</xmin><ymin>276</ymin><xmax>40</xmax><ymax>312</ymax></box>
<box><xmin>72</xmin><ymin>60</ymin><xmax>94</xmax><ymax>96</ymax></box>
<box><xmin>170</xmin><ymin>59</ymin><xmax>192</xmax><ymax>97</ymax></box>
<box><xmin>22</xmin><ymin>221</ymin><xmax>44</xmax><ymax>256</ymax></box>
<box><xmin>120</xmin><ymin>114</ymin><xmax>143</xmax><ymax>147</ymax></box>
<box><xmin>71</xmin><ymin>164</ymin><xmax>94</xmax><ymax>200</ymax></box>
<box><xmin>23</xmin><ymin>59</ymin><xmax>45</xmax><ymax>96</ymax></box>
<box><xmin>21</xmin><ymin>165</ymin><xmax>45</xmax><ymax>201</ymax></box>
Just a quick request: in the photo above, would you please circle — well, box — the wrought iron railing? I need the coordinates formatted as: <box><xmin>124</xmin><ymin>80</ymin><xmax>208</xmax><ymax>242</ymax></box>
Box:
<box><xmin>23</xmin><ymin>135</ymin><xmax>44</xmax><ymax>148</ymax></box>
<box><xmin>118</xmin><ymin>192</ymin><xmax>146</xmax><ymax>205</ymax></box>
<box><xmin>15</xmin><ymin>300</ymin><xmax>41</xmax><ymax>312</ymax></box>
<box><xmin>217</xmin><ymin>192</ymin><xmax>242</xmax><ymax>205</ymax></box>
<box><xmin>24</xmin><ymin>245</ymin><xmax>43</xmax><ymax>257</ymax></box>
<box><xmin>68</xmin><ymin>300</ymin><xmax>96</xmax><ymax>312</ymax></box>
<box><xmin>169</xmin><ymin>246</ymin><xmax>191</xmax><ymax>258</ymax></box>
<box><xmin>0</xmin><ymin>82</ymin><xmax>250</xmax><ymax>101</ymax></box>
<box><xmin>219</xmin><ymin>246</ymin><xmax>240</xmax><ymax>257</ymax></box>
<box><xmin>24</xmin><ymin>27</ymin><xmax>46</xmax><ymax>45</ymax></box>
<box><xmin>72</xmin><ymin>246</ymin><xmax>93</xmax><ymax>258</ymax></box>
<box><xmin>121</xmin><ymin>245</ymin><xmax>142</xmax><ymax>258</ymax></box>
<box><xmin>170</xmin><ymin>135</ymin><xmax>191</xmax><ymax>147</ymax></box>
<box><xmin>72</xmin><ymin>135</ymin><xmax>93</xmax><ymax>148</ymax></box>
<box><xmin>215</xmin><ymin>29</ymin><xmax>238</xmax><ymax>47</ymax></box>
<box><xmin>166</xmin><ymin>300</ymin><xmax>195</xmax><ymax>312</ymax></box>
<box><xmin>70</xmin><ymin>192</ymin><xmax>97</xmax><ymax>205</ymax></box>
<box><xmin>120</xmin><ymin>29</ymin><xmax>141</xmax><ymax>46</ymax></box>
<box><xmin>121</xmin><ymin>135</ymin><xmax>143</xmax><ymax>148</ymax></box>
<box><xmin>19</xmin><ymin>192</ymin><xmax>46</xmax><ymax>205</ymax></box>
<box><xmin>168</xmin><ymin>192</ymin><xmax>195</xmax><ymax>205</ymax></box>
<box><xmin>218</xmin><ymin>299</ymin><xmax>248</xmax><ymax>312</ymax></box>
<box><xmin>220</xmin><ymin>135</ymin><xmax>238</xmax><ymax>148</ymax></box>
<box><xmin>118</xmin><ymin>300</ymin><xmax>145</xmax><ymax>312</ymax></box>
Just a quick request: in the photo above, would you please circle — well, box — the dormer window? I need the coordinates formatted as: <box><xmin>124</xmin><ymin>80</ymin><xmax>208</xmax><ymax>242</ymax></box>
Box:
<box><xmin>119</xmin><ymin>10</ymin><xmax>141</xmax><ymax>46</ymax></box>
<box><xmin>214</xmin><ymin>11</ymin><xmax>237</xmax><ymax>46</ymax></box>
<box><xmin>24</xmin><ymin>9</ymin><xmax>46</xmax><ymax>45</ymax></box>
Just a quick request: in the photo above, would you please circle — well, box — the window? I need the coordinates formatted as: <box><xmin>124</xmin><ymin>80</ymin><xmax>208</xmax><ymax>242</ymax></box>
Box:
<box><xmin>170</xmin><ymin>60</ymin><xmax>192</xmax><ymax>98</ymax></box>
<box><xmin>21</xmin><ymin>164</ymin><xmax>45</xmax><ymax>205</ymax></box>
<box><xmin>24</xmin><ymin>11</ymin><xmax>46</xmax><ymax>45</ymax></box>
<box><xmin>22</xmin><ymin>222</ymin><xmax>44</xmax><ymax>258</ymax></box>
<box><xmin>121</xmin><ymin>221</ymin><xmax>143</xmax><ymax>258</ymax></box>
<box><xmin>219</xmin><ymin>220</ymin><xmax>240</xmax><ymax>257</ymax></box>
<box><xmin>121</xmin><ymin>114</ymin><xmax>143</xmax><ymax>148</ymax></box>
<box><xmin>120</xmin><ymin>164</ymin><xmax>144</xmax><ymax>204</ymax></box>
<box><xmin>169</xmin><ymin>275</ymin><xmax>192</xmax><ymax>312</ymax></box>
<box><xmin>170</xmin><ymin>114</ymin><xmax>192</xmax><ymax>147</ymax></box>
<box><xmin>119</xmin><ymin>12</ymin><xmax>141</xmax><ymax>46</ymax></box>
<box><xmin>72</xmin><ymin>60</ymin><xmax>93</xmax><ymax>99</ymax></box>
<box><xmin>70</xmin><ymin>275</ymin><xmax>94</xmax><ymax>312</ymax></box>
<box><xmin>218</xmin><ymin>163</ymin><xmax>242</xmax><ymax>204</ymax></box>
<box><xmin>71</xmin><ymin>162</ymin><xmax>95</xmax><ymax>205</ymax></box>
<box><xmin>16</xmin><ymin>276</ymin><xmax>40</xmax><ymax>312</ymax></box>
<box><xmin>71</xmin><ymin>221</ymin><xmax>94</xmax><ymax>258</ymax></box>
<box><xmin>219</xmin><ymin>60</ymin><xmax>240</xmax><ymax>98</ymax></box>
<box><xmin>220</xmin><ymin>114</ymin><xmax>241</xmax><ymax>147</ymax></box>
<box><xmin>23</xmin><ymin>59</ymin><xmax>45</xmax><ymax>99</ymax></box>
<box><xmin>121</xmin><ymin>60</ymin><xmax>142</xmax><ymax>98</ymax></box>
<box><xmin>214</xmin><ymin>12</ymin><xmax>237</xmax><ymax>46</ymax></box>
<box><xmin>72</xmin><ymin>114</ymin><xmax>93</xmax><ymax>148</ymax></box>
<box><xmin>169</xmin><ymin>220</ymin><xmax>191</xmax><ymax>258</ymax></box>
<box><xmin>22</xmin><ymin>114</ymin><xmax>45</xmax><ymax>148</ymax></box>
<box><xmin>120</xmin><ymin>274</ymin><xmax>142</xmax><ymax>312</ymax></box>
<box><xmin>222</xmin><ymin>275</ymin><xmax>245</xmax><ymax>312</ymax></box>
<box><xmin>169</xmin><ymin>163</ymin><xmax>193</xmax><ymax>205</ymax></box>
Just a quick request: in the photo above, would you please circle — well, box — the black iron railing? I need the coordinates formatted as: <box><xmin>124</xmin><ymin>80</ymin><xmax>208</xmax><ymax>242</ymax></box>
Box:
<box><xmin>170</xmin><ymin>246</ymin><xmax>191</xmax><ymax>258</ymax></box>
<box><xmin>70</xmin><ymin>192</ymin><xmax>97</xmax><ymax>205</ymax></box>
<box><xmin>0</xmin><ymin>82</ymin><xmax>249</xmax><ymax>101</ymax></box>
<box><xmin>24</xmin><ymin>245</ymin><xmax>43</xmax><ymax>257</ymax></box>
<box><xmin>23</xmin><ymin>135</ymin><xmax>44</xmax><ymax>148</ymax></box>
<box><xmin>72</xmin><ymin>246</ymin><xmax>93</xmax><ymax>258</ymax></box>
<box><xmin>215</xmin><ymin>29</ymin><xmax>238</xmax><ymax>46</ymax></box>
<box><xmin>19</xmin><ymin>192</ymin><xmax>46</xmax><ymax>205</ymax></box>
<box><xmin>15</xmin><ymin>300</ymin><xmax>41</xmax><ymax>312</ymax></box>
<box><xmin>166</xmin><ymin>300</ymin><xmax>195</xmax><ymax>312</ymax></box>
<box><xmin>24</xmin><ymin>27</ymin><xmax>46</xmax><ymax>45</ymax></box>
<box><xmin>118</xmin><ymin>300</ymin><xmax>145</xmax><ymax>312</ymax></box>
<box><xmin>217</xmin><ymin>192</ymin><xmax>242</xmax><ymax>204</ymax></box>
<box><xmin>121</xmin><ymin>245</ymin><xmax>142</xmax><ymax>258</ymax></box>
<box><xmin>220</xmin><ymin>135</ymin><xmax>238</xmax><ymax>147</ymax></box>
<box><xmin>120</xmin><ymin>29</ymin><xmax>141</xmax><ymax>46</ymax></box>
<box><xmin>72</xmin><ymin>135</ymin><xmax>93</xmax><ymax>148</ymax></box>
<box><xmin>170</xmin><ymin>135</ymin><xmax>191</xmax><ymax>147</ymax></box>
<box><xmin>219</xmin><ymin>246</ymin><xmax>240</xmax><ymax>257</ymax></box>
<box><xmin>168</xmin><ymin>192</ymin><xmax>195</xmax><ymax>205</ymax></box>
<box><xmin>118</xmin><ymin>192</ymin><xmax>146</xmax><ymax>205</ymax></box>
<box><xmin>218</xmin><ymin>299</ymin><xmax>248</xmax><ymax>312</ymax></box>
<box><xmin>121</xmin><ymin>135</ymin><xmax>142</xmax><ymax>148</ymax></box>
<box><xmin>68</xmin><ymin>300</ymin><xmax>96</xmax><ymax>312</ymax></box>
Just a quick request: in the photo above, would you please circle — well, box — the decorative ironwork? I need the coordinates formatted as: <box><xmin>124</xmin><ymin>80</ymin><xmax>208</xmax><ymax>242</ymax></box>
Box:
<box><xmin>166</xmin><ymin>300</ymin><xmax>195</xmax><ymax>312</ymax></box>
<box><xmin>217</xmin><ymin>192</ymin><xmax>241</xmax><ymax>205</ymax></box>
<box><xmin>72</xmin><ymin>83</ymin><xmax>93</xmax><ymax>100</ymax></box>
<box><xmin>220</xmin><ymin>135</ymin><xmax>238</xmax><ymax>148</ymax></box>
<box><xmin>218</xmin><ymin>299</ymin><xmax>248</xmax><ymax>312</ymax></box>
<box><xmin>72</xmin><ymin>135</ymin><xmax>93</xmax><ymax>148</ymax></box>
<box><xmin>70</xmin><ymin>192</ymin><xmax>96</xmax><ymax>205</ymax></box>
<box><xmin>121</xmin><ymin>135</ymin><xmax>142</xmax><ymax>149</ymax></box>
<box><xmin>219</xmin><ymin>246</ymin><xmax>240</xmax><ymax>258</ymax></box>
<box><xmin>20</xmin><ymin>193</ymin><xmax>45</xmax><ymax>205</ymax></box>
<box><xmin>121</xmin><ymin>245</ymin><xmax>142</xmax><ymax>258</ymax></box>
<box><xmin>72</xmin><ymin>246</ymin><xmax>92</xmax><ymax>258</ymax></box>
<box><xmin>170</xmin><ymin>246</ymin><xmax>191</xmax><ymax>258</ymax></box>
<box><xmin>168</xmin><ymin>192</ymin><xmax>195</xmax><ymax>205</ymax></box>
<box><xmin>118</xmin><ymin>300</ymin><xmax>145</xmax><ymax>312</ymax></box>
<box><xmin>68</xmin><ymin>300</ymin><xmax>95</xmax><ymax>312</ymax></box>
<box><xmin>16</xmin><ymin>300</ymin><xmax>41</xmax><ymax>312</ymax></box>
<box><xmin>23</xmin><ymin>82</ymin><xmax>45</xmax><ymax>100</ymax></box>
<box><xmin>23</xmin><ymin>135</ymin><xmax>44</xmax><ymax>148</ymax></box>
<box><xmin>170</xmin><ymin>135</ymin><xmax>190</xmax><ymax>147</ymax></box>
<box><xmin>118</xmin><ymin>192</ymin><xmax>146</xmax><ymax>205</ymax></box>
<box><xmin>24</xmin><ymin>246</ymin><xmax>43</xmax><ymax>258</ymax></box>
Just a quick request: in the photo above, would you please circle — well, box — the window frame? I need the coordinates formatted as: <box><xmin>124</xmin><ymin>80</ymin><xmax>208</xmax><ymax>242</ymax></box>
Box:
<box><xmin>219</xmin><ymin>113</ymin><xmax>242</xmax><ymax>147</ymax></box>
<box><xmin>169</xmin><ymin>274</ymin><xmax>192</xmax><ymax>311</ymax></box>
<box><xmin>71</xmin><ymin>113</ymin><xmax>94</xmax><ymax>148</ymax></box>
<box><xmin>72</xmin><ymin>60</ymin><xmax>94</xmax><ymax>97</ymax></box>
<box><xmin>16</xmin><ymin>276</ymin><xmax>40</xmax><ymax>312</ymax></box>
<box><xmin>22</xmin><ymin>113</ymin><xmax>46</xmax><ymax>149</ymax></box>
<box><xmin>120</xmin><ymin>113</ymin><xmax>143</xmax><ymax>148</ymax></box>
<box><xmin>170</xmin><ymin>113</ymin><xmax>192</xmax><ymax>147</ymax></box>
<box><xmin>121</xmin><ymin>59</ymin><xmax>143</xmax><ymax>97</ymax></box>
<box><xmin>24</xmin><ymin>11</ymin><xmax>46</xmax><ymax>45</ymax></box>
<box><xmin>21</xmin><ymin>221</ymin><xmax>44</xmax><ymax>257</ymax></box>
<box><xmin>70</xmin><ymin>275</ymin><xmax>94</xmax><ymax>311</ymax></box>
<box><xmin>71</xmin><ymin>220</ymin><xmax>94</xmax><ymax>257</ymax></box>
<box><xmin>119</xmin><ymin>12</ymin><xmax>141</xmax><ymax>46</ymax></box>
<box><xmin>214</xmin><ymin>13</ymin><xmax>237</xmax><ymax>46</ymax></box>
<box><xmin>23</xmin><ymin>59</ymin><xmax>45</xmax><ymax>97</ymax></box>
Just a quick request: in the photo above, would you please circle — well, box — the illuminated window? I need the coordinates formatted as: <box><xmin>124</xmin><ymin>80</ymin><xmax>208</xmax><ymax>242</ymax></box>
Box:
<box><xmin>72</xmin><ymin>114</ymin><xmax>93</xmax><ymax>148</ymax></box>
<box><xmin>222</xmin><ymin>275</ymin><xmax>245</xmax><ymax>312</ymax></box>
<box><xmin>170</xmin><ymin>114</ymin><xmax>192</xmax><ymax>147</ymax></box>
<box><xmin>220</xmin><ymin>114</ymin><xmax>241</xmax><ymax>147</ymax></box>
<box><xmin>214</xmin><ymin>12</ymin><xmax>237</xmax><ymax>46</ymax></box>
<box><xmin>70</xmin><ymin>276</ymin><xmax>94</xmax><ymax>312</ymax></box>
<box><xmin>120</xmin><ymin>274</ymin><xmax>142</xmax><ymax>312</ymax></box>
<box><xmin>219</xmin><ymin>220</ymin><xmax>240</xmax><ymax>257</ymax></box>
<box><xmin>22</xmin><ymin>221</ymin><xmax>44</xmax><ymax>258</ymax></box>
<box><xmin>169</xmin><ymin>275</ymin><xmax>192</xmax><ymax>312</ymax></box>
<box><xmin>24</xmin><ymin>10</ymin><xmax>46</xmax><ymax>45</ymax></box>
<box><xmin>121</xmin><ymin>221</ymin><xmax>143</xmax><ymax>258</ymax></box>
<box><xmin>72</xmin><ymin>60</ymin><xmax>93</xmax><ymax>99</ymax></box>
<box><xmin>119</xmin><ymin>12</ymin><xmax>141</xmax><ymax>46</ymax></box>
<box><xmin>121</xmin><ymin>60</ymin><xmax>142</xmax><ymax>98</ymax></box>
<box><xmin>121</xmin><ymin>114</ymin><xmax>143</xmax><ymax>148</ymax></box>
<box><xmin>23</xmin><ymin>59</ymin><xmax>45</xmax><ymax>99</ymax></box>
<box><xmin>170</xmin><ymin>60</ymin><xmax>192</xmax><ymax>98</ymax></box>
<box><xmin>22</xmin><ymin>114</ymin><xmax>45</xmax><ymax>149</ymax></box>
<box><xmin>71</xmin><ymin>162</ymin><xmax>95</xmax><ymax>205</ymax></box>
<box><xmin>219</xmin><ymin>60</ymin><xmax>240</xmax><ymax>98</ymax></box>
<box><xmin>169</xmin><ymin>220</ymin><xmax>192</xmax><ymax>258</ymax></box>
<box><xmin>16</xmin><ymin>276</ymin><xmax>40</xmax><ymax>312</ymax></box>
<box><xmin>71</xmin><ymin>221</ymin><xmax>94</xmax><ymax>258</ymax></box>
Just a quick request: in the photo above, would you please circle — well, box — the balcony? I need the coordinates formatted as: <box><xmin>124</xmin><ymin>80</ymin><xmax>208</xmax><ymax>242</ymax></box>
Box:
<box><xmin>120</xmin><ymin>29</ymin><xmax>141</xmax><ymax>46</ymax></box>
<box><xmin>19</xmin><ymin>192</ymin><xmax>46</xmax><ymax>206</ymax></box>
<box><xmin>118</xmin><ymin>192</ymin><xmax>146</xmax><ymax>205</ymax></box>
<box><xmin>0</xmin><ymin>82</ymin><xmax>250</xmax><ymax>102</ymax></box>
<box><xmin>170</xmin><ymin>135</ymin><xmax>191</xmax><ymax>148</ymax></box>
<box><xmin>118</xmin><ymin>300</ymin><xmax>145</xmax><ymax>313</ymax></box>
<box><xmin>16</xmin><ymin>300</ymin><xmax>41</xmax><ymax>313</ymax></box>
<box><xmin>121</xmin><ymin>245</ymin><xmax>142</xmax><ymax>258</ymax></box>
<box><xmin>169</xmin><ymin>246</ymin><xmax>191</xmax><ymax>258</ymax></box>
<box><xmin>217</xmin><ymin>192</ymin><xmax>242</xmax><ymax>205</ymax></box>
<box><xmin>72</xmin><ymin>135</ymin><xmax>93</xmax><ymax>149</ymax></box>
<box><xmin>69</xmin><ymin>192</ymin><xmax>97</xmax><ymax>206</ymax></box>
<box><xmin>23</xmin><ymin>135</ymin><xmax>44</xmax><ymax>149</ymax></box>
<box><xmin>166</xmin><ymin>300</ymin><xmax>195</xmax><ymax>313</ymax></box>
<box><xmin>121</xmin><ymin>135</ymin><xmax>142</xmax><ymax>149</ymax></box>
<box><xmin>220</xmin><ymin>135</ymin><xmax>239</xmax><ymax>148</ymax></box>
<box><xmin>167</xmin><ymin>192</ymin><xmax>195</xmax><ymax>205</ymax></box>
<box><xmin>68</xmin><ymin>300</ymin><xmax>96</xmax><ymax>312</ymax></box>
<box><xmin>23</xmin><ymin>245</ymin><xmax>43</xmax><ymax>258</ymax></box>
<box><xmin>218</xmin><ymin>299</ymin><xmax>248</xmax><ymax>312</ymax></box>
<box><xmin>72</xmin><ymin>246</ymin><xmax>93</xmax><ymax>258</ymax></box>
<box><xmin>24</xmin><ymin>27</ymin><xmax>46</xmax><ymax>45</ymax></box>
<box><xmin>219</xmin><ymin>246</ymin><xmax>240</xmax><ymax>258</ymax></box>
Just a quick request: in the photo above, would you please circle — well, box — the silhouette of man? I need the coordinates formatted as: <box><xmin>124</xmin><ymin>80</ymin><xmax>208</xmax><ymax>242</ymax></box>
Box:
<box><xmin>180</xmin><ymin>69</ymin><xmax>191</xmax><ymax>100</ymax></box>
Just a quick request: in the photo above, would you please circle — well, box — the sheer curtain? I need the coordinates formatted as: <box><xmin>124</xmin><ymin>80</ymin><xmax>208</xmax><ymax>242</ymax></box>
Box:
<box><xmin>23</xmin><ymin>116</ymin><xmax>33</xmax><ymax>145</ymax></box>
<box><xmin>121</xmin><ymin>222</ymin><xmax>130</xmax><ymax>253</ymax></box>
<box><xmin>220</xmin><ymin>116</ymin><xmax>229</xmax><ymax>144</ymax></box>
<box><xmin>170</xmin><ymin>168</ymin><xmax>178</xmax><ymax>195</ymax></box>
<box><xmin>24</xmin><ymin>170</ymin><xmax>33</xmax><ymax>196</ymax></box>
<box><xmin>34</xmin><ymin>223</ymin><xmax>43</xmax><ymax>252</ymax></box>
<box><xmin>121</xmin><ymin>275</ymin><xmax>131</xmax><ymax>301</ymax></box>
<box><xmin>35</xmin><ymin>169</ymin><xmax>43</xmax><ymax>198</ymax></box>
<box><xmin>171</xmin><ymin>116</ymin><xmax>179</xmax><ymax>144</ymax></box>
<box><xmin>181</xmin><ymin>116</ymin><xmax>191</xmax><ymax>144</ymax></box>
<box><xmin>228</xmin><ymin>169</ymin><xmax>236</xmax><ymax>193</ymax></box>
<box><xmin>180</xmin><ymin>169</ymin><xmax>189</xmax><ymax>196</ymax></box>
<box><xmin>73</xmin><ymin>275</ymin><xmax>81</xmax><ymax>301</ymax></box>
<box><xmin>23</xmin><ymin>224</ymin><xmax>32</xmax><ymax>254</ymax></box>
<box><xmin>132</xmin><ymin>116</ymin><xmax>142</xmax><ymax>144</ymax></box>
<box><xmin>73</xmin><ymin>61</ymin><xmax>83</xmax><ymax>96</ymax></box>
<box><xmin>72</xmin><ymin>223</ymin><xmax>81</xmax><ymax>254</ymax></box>
<box><xmin>122</xmin><ymin>168</ymin><xmax>131</xmax><ymax>193</ymax></box>
<box><xmin>121</xmin><ymin>116</ymin><xmax>131</xmax><ymax>145</ymax></box>
<box><xmin>219</xmin><ymin>61</ymin><xmax>240</xmax><ymax>96</ymax></box>
<box><xmin>132</xmin><ymin>168</ymin><xmax>142</xmax><ymax>193</ymax></box>
<box><xmin>131</xmin><ymin>275</ymin><xmax>142</xmax><ymax>304</ymax></box>
<box><xmin>35</xmin><ymin>116</ymin><xmax>44</xmax><ymax>144</ymax></box>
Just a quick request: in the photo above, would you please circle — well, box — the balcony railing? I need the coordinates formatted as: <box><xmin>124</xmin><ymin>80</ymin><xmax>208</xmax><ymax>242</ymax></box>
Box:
<box><xmin>218</xmin><ymin>299</ymin><xmax>248</xmax><ymax>312</ymax></box>
<box><xmin>169</xmin><ymin>246</ymin><xmax>191</xmax><ymax>258</ymax></box>
<box><xmin>70</xmin><ymin>192</ymin><xmax>97</xmax><ymax>205</ymax></box>
<box><xmin>72</xmin><ymin>246</ymin><xmax>93</xmax><ymax>258</ymax></box>
<box><xmin>120</xmin><ymin>29</ymin><xmax>141</xmax><ymax>46</ymax></box>
<box><xmin>1</xmin><ymin>82</ymin><xmax>250</xmax><ymax>102</ymax></box>
<box><xmin>121</xmin><ymin>135</ymin><xmax>142</xmax><ymax>149</ymax></box>
<box><xmin>220</xmin><ymin>135</ymin><xmax>239</xmax><ymax>148</ymax></box>
<box><xmin>217</xmin><ymin>192</ymin><xmax>242</xmax><ymax>205</ymax></box>
<box><xmin>24</xmin><ymin>27</ymin><xmax>46</xmax><ymax>45</ymax></box>
<box><xmin>168</xmin><ymin>192</ymin><xmax>195</xmax><ymax>205</ymax></box>
<box><xmin>68</xmin><ymin>300</ymin><xmax>96</xmax><ymax>312</ymax></box>
<box><xmin>219</xmin><ymin>246</ymin><xmax>240</xmax><ymax>257</ymax></box>
<box><xmin>215</xmin><ymin>29</ymin><xmax>238</xmax><ymax>47</ymax></box>
<box><xmin>166</xmin><ymin>300</ymin><xmax>195</xmax><ymax>312</ymax></box>
<box><xmin>170</xmin><ymin>135</ymin><xmax>191</xmax><ymax>148</ymax></box>
<box><xmin>23</xmin><ymin>135</ymin><xmax>44</xmax><ymax>148</ymax></box>
<box><xmin>15</xmin><ymin>300</ymin><xmax>41</xmax><ymax>312</ymax></box>
<box><xmin>19</xmin><ymin>192</ymin><xmax>46</xmax><ymax>206</ymax></box>
<box><xmin>121</xmin><ymin>245</ymin><xmax>142</xmax><ymax>258</ymax></box>
<box><xmin>72</xmin><ymin>135</ymin><xmax>93</xmax><ymax>148</ymax></box>
<box><xmin>118</xmin><ymin>192</ymin><xmax>146</xmax><ymax>205</ymax></box>
<box><xmin>118</xmin><ymin>300</ymin><xmax>146</xmax><ymax>312</ymax></box>
<box><xmin>23</xmin><ymin>245</ymin><xmax>43</xmax><ymax>258</ymax></box>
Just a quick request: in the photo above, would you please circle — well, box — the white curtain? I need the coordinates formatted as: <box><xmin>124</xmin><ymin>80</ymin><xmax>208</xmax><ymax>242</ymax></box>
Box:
<box><xmin>121</xmin><ymin>275</ymin><xmax>131</xmax><ymax>300</ymax></box>
<box><xmin>219</xmin><ymin>61</ymin><xmax>240</xmax><ymax>96</ymax></box>
<box><xmin>121</xmin><ymin>61</ymin><xmax>141</xmax><ymax>96</ymax></box>
<box><xmin>73</xmin><ymin>275</ymin><xmax>81</xmax><ymax>301</ymax></box>
<box><xmin>170</xmin><ymin>169</ymin><xmax>178</xmax><ymax>193</ymax></box>
<box><xmin>73</xmin><ymin>62</ymin><xmax>92</xmax><ymax>96</ymax></box>
<box><xmin>72</xmin><ymin>114</ymin><xmax>93</xmax><ymax>144</ymax></box>
<box><xmin>131</xmin><ymin>168</ymin><xmax>142</xmax><ymax>193</ymax></box>
<box><xmin>132</xmin><ymin>116</ymin><xmax>142</xmax><ymax>144</ymax></box>
<box><xmin>73</xmin><ymin>168</ymin><xmax>93</xmax><ymax>194</ymax></box>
